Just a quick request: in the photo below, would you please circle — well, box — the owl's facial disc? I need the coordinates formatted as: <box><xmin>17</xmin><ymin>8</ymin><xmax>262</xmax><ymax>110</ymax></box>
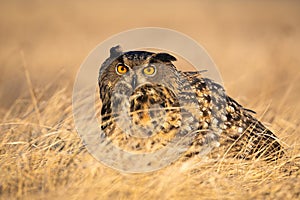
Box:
<box><xmin>114</xmin><ymin>63</ymin><xmax>158</xmax><ymax>91</ymax></box>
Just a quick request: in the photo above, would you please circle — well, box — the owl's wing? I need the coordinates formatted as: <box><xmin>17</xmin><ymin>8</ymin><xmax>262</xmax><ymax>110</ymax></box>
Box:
<box><xmin>223</xmin><ymin>95</ymin><xmax>284</xmax><ymax>160</ymax></box>
<box><xmin>182</xmin><ymin>71</ymin><xmax>284</xmax><ymax>160</ymax></box>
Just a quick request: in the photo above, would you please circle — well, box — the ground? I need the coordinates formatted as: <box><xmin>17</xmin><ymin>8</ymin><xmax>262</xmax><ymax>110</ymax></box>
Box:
<box><xmin>0</xmin><ymin>1</ymin><xmax>300</xmax><ymax>199</ymax></box>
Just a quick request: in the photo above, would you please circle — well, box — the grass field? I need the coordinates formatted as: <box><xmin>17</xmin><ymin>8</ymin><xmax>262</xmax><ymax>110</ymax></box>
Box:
<box><xmin>1</xmin><ymin>1</ymin><xmax>300</xmax><ymax>199</ymax></box>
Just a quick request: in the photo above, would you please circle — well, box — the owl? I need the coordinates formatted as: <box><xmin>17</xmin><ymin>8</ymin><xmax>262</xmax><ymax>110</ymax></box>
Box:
<box><xmin>98</xmin><ymin>45</ymin><xmax>283</xmax><ymax>161</ymax></box>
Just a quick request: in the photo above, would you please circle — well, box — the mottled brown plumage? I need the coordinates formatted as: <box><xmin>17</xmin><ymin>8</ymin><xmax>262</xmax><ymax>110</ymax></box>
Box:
<box><xmin>98</xmin><ymin>46</ymin><xmax>283</xmax><ymax>161</ymax></box>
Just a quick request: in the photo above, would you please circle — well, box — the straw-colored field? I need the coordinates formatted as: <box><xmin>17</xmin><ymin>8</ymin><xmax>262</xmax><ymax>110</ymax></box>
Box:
<box><xmin>1</xmin><ymin>1</ymin><xmax>300</xmax><ymax>199</ymax></box>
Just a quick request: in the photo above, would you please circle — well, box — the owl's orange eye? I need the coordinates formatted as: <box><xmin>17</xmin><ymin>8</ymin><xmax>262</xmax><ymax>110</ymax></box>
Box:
<box><xmin>116</xmin><ymin>64</ymin><xmax>129</xmax><ymax>75</ymax></box>
<box><xmin>143</xmin><ymin>65</ymin><xmax>156</xmax><ymax>76</ymax></box>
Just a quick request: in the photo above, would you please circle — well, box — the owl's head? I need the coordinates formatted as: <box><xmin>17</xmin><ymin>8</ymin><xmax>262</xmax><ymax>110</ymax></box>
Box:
<box><xmin>98</xmin><ymin>45</ymin><xmax>181</xmax><ymax>100</ymax></box>
<box><xmin>99</xmin><ymin>45</ymin><xmax>190</xmax><ymax>141</ymax></box>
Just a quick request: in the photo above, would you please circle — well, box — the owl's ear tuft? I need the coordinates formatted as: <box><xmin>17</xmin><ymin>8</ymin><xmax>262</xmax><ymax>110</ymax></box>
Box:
<box><xmin>152</xmin><ymin>53</ymin><xmax>177</xmax><ymax>62</ymax></box>
<box><xmin>110</xmin><ymin>45</ymin><xmax>123</xmax><ymax>58</ymax></box>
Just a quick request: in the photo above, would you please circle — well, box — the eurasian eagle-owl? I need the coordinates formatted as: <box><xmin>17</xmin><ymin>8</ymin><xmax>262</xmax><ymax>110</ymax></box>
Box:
<box><xmin>98</xmin><ymin>45</ymin><xmax>283</xmax><ymax>161</ymax></box>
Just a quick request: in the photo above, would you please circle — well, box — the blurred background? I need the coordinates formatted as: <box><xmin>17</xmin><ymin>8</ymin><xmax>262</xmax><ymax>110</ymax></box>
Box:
<box><xmin>1</xmin><ymin>0</ymin><xmax>299</xmax><ymax>113</ymax></box>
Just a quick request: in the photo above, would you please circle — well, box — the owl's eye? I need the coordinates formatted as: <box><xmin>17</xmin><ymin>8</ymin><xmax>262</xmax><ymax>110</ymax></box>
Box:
<box><xmin>143</xmin><ymin>65</ymin><xmax>156</xmax><ymax>76</ymax></box>
<box><xmin>116</xmin><ymin>64</ymin><xmax>129</xmax><ymax>75</ymax></box>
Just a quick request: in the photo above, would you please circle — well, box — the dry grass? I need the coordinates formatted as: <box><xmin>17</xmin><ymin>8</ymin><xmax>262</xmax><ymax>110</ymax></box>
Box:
<box><xmin>1</xmin><ymin>86</ymin><xmax>299</xmax><ymax>199</ymax></box>
<box><xmin>1</xmin><ymin>1</ymin><xmax>300</xmax><ymax>199</ymax></box>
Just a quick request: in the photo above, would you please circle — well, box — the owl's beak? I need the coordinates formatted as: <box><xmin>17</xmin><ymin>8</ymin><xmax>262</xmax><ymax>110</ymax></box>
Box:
<box><xmin>131</xmin><ymin>74</ymin><xmax>137</xmax><ymax>89</ymax></box>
